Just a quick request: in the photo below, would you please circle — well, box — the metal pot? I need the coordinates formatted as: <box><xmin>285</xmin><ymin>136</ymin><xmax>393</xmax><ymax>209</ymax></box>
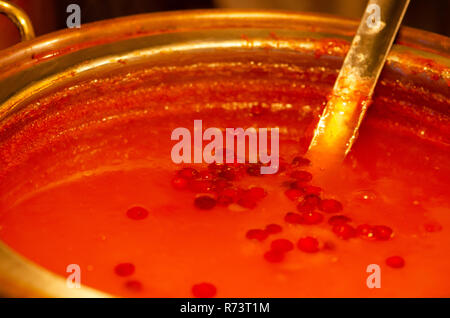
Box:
<box><xmin>0</xmin><ymin>3</ymin><xmax>448</xmax><ymax>297</ymax></box>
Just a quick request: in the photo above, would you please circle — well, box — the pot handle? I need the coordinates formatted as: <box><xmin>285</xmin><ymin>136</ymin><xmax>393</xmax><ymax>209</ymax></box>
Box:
<box><xmin>0</xmin><ymin>0</ymin><xmax>35</xmax><ymax>42</ymax></box>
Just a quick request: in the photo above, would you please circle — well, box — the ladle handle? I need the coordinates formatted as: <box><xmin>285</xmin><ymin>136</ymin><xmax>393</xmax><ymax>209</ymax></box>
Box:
<box><xmin>308</xmin><ymin>0</ymin><xmax>410</xmax><ymax>164</ymax></box>
<box><xmin>0</xmin><ymin>0</ymin><xmax>35</xmax><ymax>42</ymax></box>
<box><xmin>337</xmin><ymin>0</ymin><xmax>410</xmax><ymax>92</ymax></box>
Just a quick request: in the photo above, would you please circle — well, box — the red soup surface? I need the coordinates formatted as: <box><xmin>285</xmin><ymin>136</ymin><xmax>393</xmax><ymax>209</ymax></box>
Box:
<box><xmin>0</xmin><ymin>61</ymin><xmax>449</xmax><ymax>297</ymax></box>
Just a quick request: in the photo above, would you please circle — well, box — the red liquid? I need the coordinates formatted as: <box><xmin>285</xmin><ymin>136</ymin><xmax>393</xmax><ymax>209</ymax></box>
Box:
<box><xmin>0</xmin><ymin>62</ymin><xmax>448</xmax><ymax>297</ymax></box>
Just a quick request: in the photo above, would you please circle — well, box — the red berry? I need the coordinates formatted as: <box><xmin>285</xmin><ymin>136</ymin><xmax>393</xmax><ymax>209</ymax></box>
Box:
<box><xmin>328</xmin><ymin>215</ymin><xmax>351</xmax><ymax>226</ymax></box>
<box><xmin>291</xmin><ymin>156</ymin><xmax>311</xmax><ymax>166</ymax></box>
<box><xmin>332</xmin><ymin>223</ymin><xmax>356</xmax><ymax>239</ymax></box>
<box><xmin>356</xmin><ymin>224</ymin><xmax>376</xmax><ymax>240</ymax></box>
<box><xmin>126</xmin><ymin>206</ymin><xmax>149</xmax><ymax>220</ymax></box>
<box><xmin>386</xmin><ymin>256</ymin><xmax>405</xmax><ymax>268</ymax></box>
<box><xmin>218</xmin><ymin>168</ymin><xmax>236</xmax><ymax>181</ymax></box>
<box><xmin>297</xmin><ymin>195</ymin><xmax>321</xmax><ymax>213</ymax></box>
<box><xmin>114</xmin><ymin>263</ymin><xmax>135</xmax><ymax>277</ymax></box>
<box><xmin>374</xmin><ymin>225</ymin><xmax>393</xmax><ymax>240</ymax></box>
<box><xmin>192</xmin><ymin>282</ymin><xmax>217</xmax><ymax>298</ymax></box>
<box><xmin>125</xmin><ymin>280</ymin><xmax>142</xmax><ymax>292</ymax></box>
<box><xmin>284</xmin><ymin>212</ymin><xmax>303</xmax><ymax>224</ymax></box>
<box><xmin>290</xmin><ymin>170</ymin><xmax>313</xmax><ymax>182</ymax></box>
<box><xmin>198</xmin><ymin>170</ymin><xmax>214</xmax><ymax>180</ymax></box>
<box><xmin>265</xmin><ymin>224</ymin><xmax>282</xmax><ymax>234</ymax></box>
<box><xmin>300</xmin><ymin>211</ymin><xmax>324</xmax><ymax>225</ymax></box>
<box><xmin>246</xmin><ymin>229</ymin><xmax>268</xmax><ymax>241</ymax></box>
<box><xmin>319</xmin><ymin>199</ymin><xmax>343</xmax><ymax>213</ymax></box>
<box><xmin>284</xmin><ymin>188</ymin><xmax>304</xmax><ymax>201</ymax></box>
<box><xmin>304</xmin><ymin>185</ymin><xmax>322</xmax><ymax>196</ymax></box>
<box><xmin>247</xmin><ymin>187</ymin><xmax>267</xmax><ymax>201</ymax></box>
<box><xmin>194</xmin><ymin>196</ymin><xmax>217</xmax><ymax>210</ymax></box>
<box><xmin>271</xmin><ymin>239</ymin><xmax>294</xmax><ymax>252</ymax></box>
<box><xmin>217</xmin><ymin>164</ymin><xmax>239</xmax><ymax>181</ymax></box>
<box><xmin>297</xmin><ymin>237</ymin><xmax>319</xmax><ymax>253</ymax></box>
<box><xmin>263</xmin><ymin>250</ymin><xmax>285</xmax><ymax>263</ymax></box>
<box><xmin>189</xmin><ymin>179</ymin><xmax>214</xmax><ymax>193</ymax></box>
<box><xmin>177</xmin><ymin>167</ymin><xmax>198</xmax><ymax>179</ymax></box>
<box><xmin>171</xmin><ymin>177</ymin><xmax>188</xmax><ymax>190</ymax></box>
<box><xmin>289</xmin><ymin>180</ymin><xmax>306</xmax><ymax>190</ymax></box>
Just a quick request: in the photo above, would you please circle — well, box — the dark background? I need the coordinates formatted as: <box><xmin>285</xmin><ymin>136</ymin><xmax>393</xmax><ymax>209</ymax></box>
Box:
<box><xmin>0</xmin><ymin>0</ymin><xmax>448</xmax><ymax>50</ymax></box>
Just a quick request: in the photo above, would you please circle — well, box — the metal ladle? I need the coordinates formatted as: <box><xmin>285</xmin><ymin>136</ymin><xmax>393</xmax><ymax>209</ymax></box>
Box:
<box><xmin>307</xmin><ymin>0</ymin><xmax>410</xmax><ymax>168</ymax></box>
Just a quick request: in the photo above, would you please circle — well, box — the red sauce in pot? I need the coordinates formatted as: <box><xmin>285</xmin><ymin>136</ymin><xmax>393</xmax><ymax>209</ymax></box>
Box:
<box><xmin>0</xmin><ymin>61</ymin><xmax>448</xmax><ymax>297</ymax></box>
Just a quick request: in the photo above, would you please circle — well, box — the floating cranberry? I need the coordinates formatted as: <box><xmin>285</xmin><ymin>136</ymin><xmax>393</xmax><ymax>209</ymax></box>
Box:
<box><xmin>297</xmin><ymin>195</ymin><xmax>321</xmax><ymax>213</ymax></box>
<box><xmin>192</xmin><ymin>282</ymin><xmax>217</xmax><ymax>298</ymax></box>
<box><xmin>125</xmin><ymin>280</ymin><xmax>142</xmax><ymax>292</ymax></box>
<box><xmin>297</xmin><ymin>237</ymin><xmax>319</xmax><ymax>253</ymax></box>
<box><xmin>332</xmin><ymin>223</ymin><xmax>356</xmax><ymax>240</ymax></box>
<box><xmin>194</xmin><ymin>196</ymin><xmax>217</xmax><ymax>210</ymax></box>
<box><xmin>218</xmin><ymin>168</ymin><xmax>236</xmax><ymax>181</ymax></box>
<box><xmin>271</xmin><ymin>239</ymin><xmax>294</xmax><ymax>252</ymax></box>
<box><xmin>171</xmin><ymin>177</ymin><xmax>188</xmax><ymax>190</ymax></box>
<box><xmin>290</xmin><ymin>170</ymin><xmax>313</xmax><ymax>182</ymax></box>
<box><xmin>374</xmin><ymin>225</ymin><xmax>393</xmax><ymax>240</ymax></box>
<box><xmin>264</xmin><ymin>250</ymin><xmax>285</xmax><ymax>263</ymax></box>
<box><xmin>304</xmin><ymin>185</ymin><xmax>322</xmax><ymax>196</ymax></box>
<box><xmin>246</xmin><ymin>229</ymin><xmax>268</xmax><ymax>241</ymax></box>
<box><xmin>265</xmin><ymin>224</ymin><xmax>282</xmax><ymax>234</ymax></box>
<box><xmin>292</xmin><ymin>156</ymin><xmax>311</xmax><ymax>167</ymax></box>
<box><xmin>284</xmin><ymin>188</ymin><xmax>304</xmax><ymax>201</ymax></box>
<box><xmin>356</xmin><ymin>224</ymin><xmax>376</xmax><ymax>240</ymax></box>
<box><xmin>126</xmin><ymin>206</ymin><xmax>149</xmax><ymax>220</ymax></box>
<box><xmin>290</xmin><ymin>180</ymin><xmax>307</xmax><ymax>190</ymax></box>
<box><xmin>189</xmin><ymin>180</ymin><xmax>214</xmax><ymax>193</ymax></box>
<box><xmin>114</xmin><ymin>263</ymin><xmax>135</xmax><ymax>277</ymax></box>
<box><xmin>319</xmin><ymin>199</ymin><xmax>343</xmax><ymax>214</ymax></box>
<box><xmin>328</xmin><ymin>215</ymin><xmax>351</xmax><ymax>226</ymax></box>
<box><xmin>285</xmin><ymin>212</ymin><xmax>303</xmax><ymax>224</ymax></box>
<box><xmin>386</xmin><ymin>256</ymin><xmax>405</xmax><ymax>268</ymax></box>
<box><xmin>177</xmin><ymin>167</ymin><xmax>199</xmax><ymax>179</ymax></box>
<box><xmin>247</xmin><ymin>187</ymin><xmax>267</xmax><ymax>201</ymax></box>
<box><xmin>198</xmin><ymin>170</ymin><xmax>214</xmax><ymax>180</ymax></box>
<box><xmin>300</xmin><ymin>211</ymin><xmax>324</xmax><ymax>225</ymax></box>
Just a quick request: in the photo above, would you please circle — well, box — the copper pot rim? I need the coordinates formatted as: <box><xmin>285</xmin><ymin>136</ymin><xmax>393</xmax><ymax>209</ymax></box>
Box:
<box><xmin>0</xmin><ymin>9</ymin><xmax>449</xmax><ymax>77</ymax></box>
